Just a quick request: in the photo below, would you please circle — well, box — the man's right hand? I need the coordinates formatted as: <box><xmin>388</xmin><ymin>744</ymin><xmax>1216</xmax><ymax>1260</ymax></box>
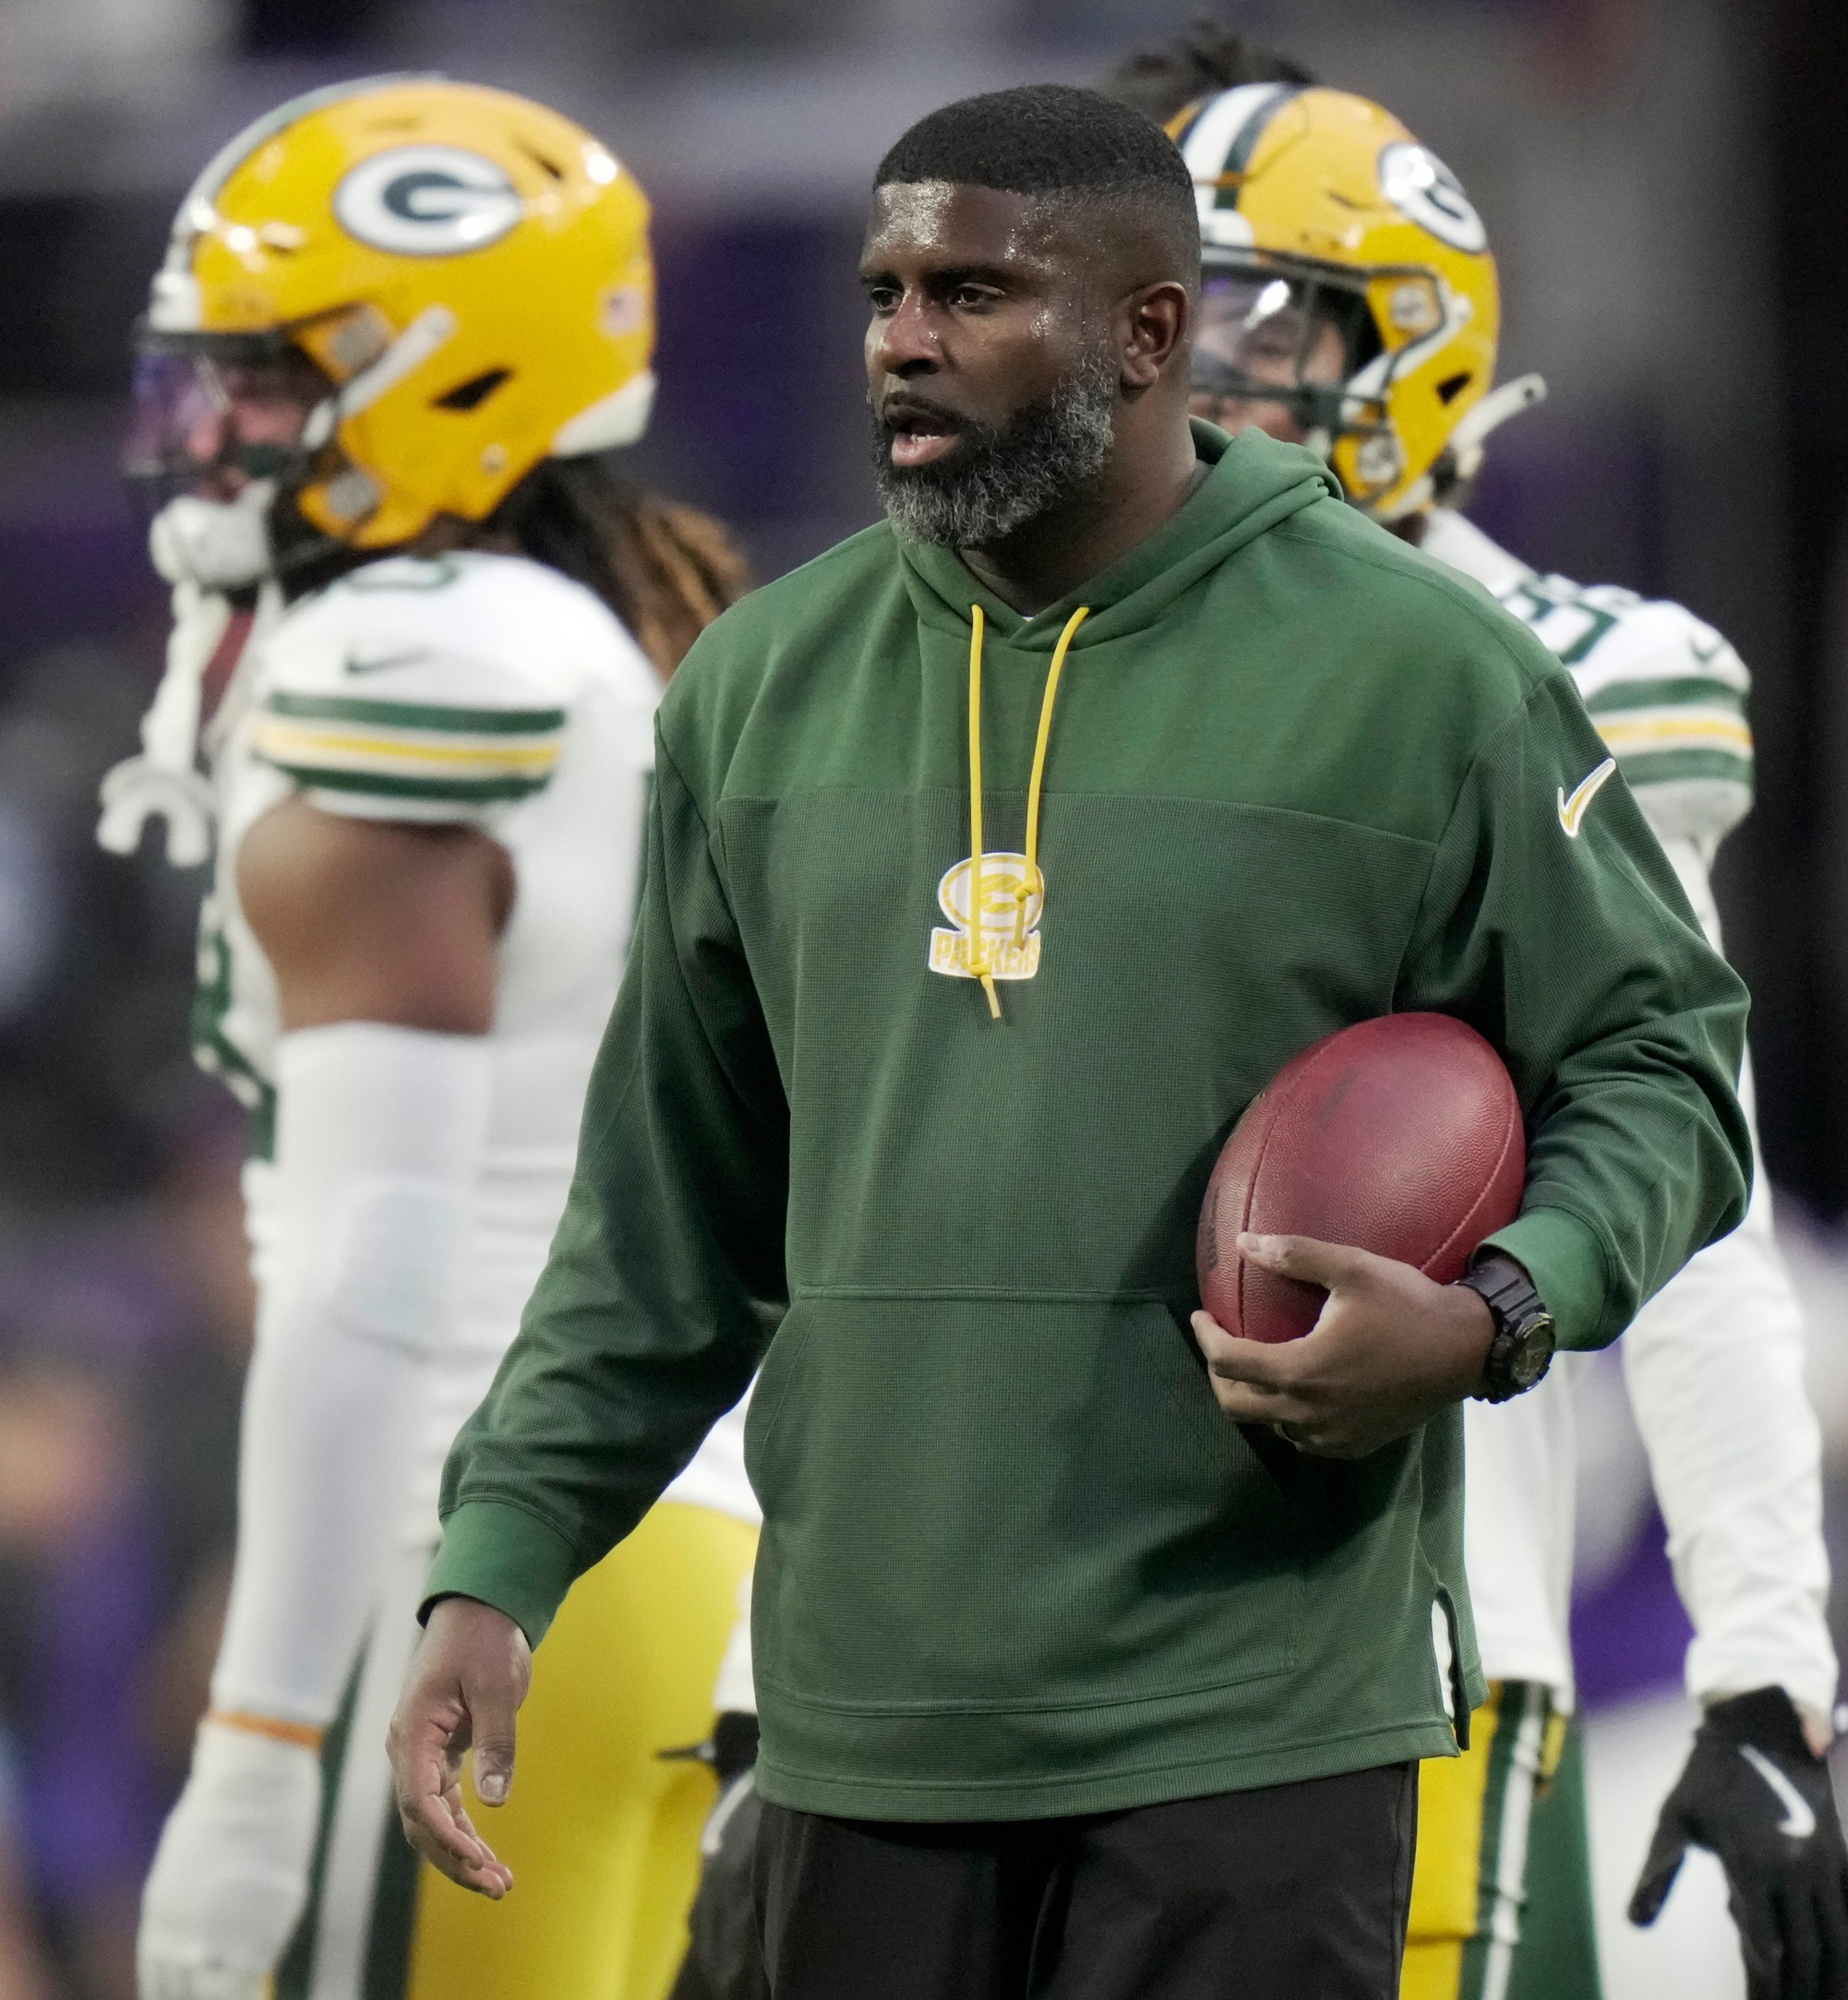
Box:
<box><xmin>387</xmin><ymin>1596</ymin><xmax>532</xmax><ymax>1898</ymax></box>
<box><xmin>1191</xmin><ymin>1232</ymin><xmax>1496</xmax><ymax>1459</ymax></box>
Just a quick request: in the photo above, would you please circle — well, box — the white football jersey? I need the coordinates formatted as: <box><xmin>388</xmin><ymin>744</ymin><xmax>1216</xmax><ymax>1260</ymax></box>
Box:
<box><xmin>1422</xmin><ymin>509</ymin><xmax>1752</xmax><ymax>857</ymax></box>
<box><xmin>1423</xmin><ymin>509</ymin><xmax>1833</xmax><ymax>1718</ymax></box>
<box><xmin>198</xmin><ymin>550</ymin><xmax>757</xmax><ymax>1542</ymax></box>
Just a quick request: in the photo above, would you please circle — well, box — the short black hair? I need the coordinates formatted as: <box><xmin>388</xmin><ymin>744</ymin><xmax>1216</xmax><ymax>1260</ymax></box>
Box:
<box><xmin>875</xmin><ymin>84</ymin><xmax>1199</xmax><ymax>284</ymax></box>
<box><xmin>1098</xmin><ymin>18</ymin><xmax>1316</xmax><ymax>128</ymax></box>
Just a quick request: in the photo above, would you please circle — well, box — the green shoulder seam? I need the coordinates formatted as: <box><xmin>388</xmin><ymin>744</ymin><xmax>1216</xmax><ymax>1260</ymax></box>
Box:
<box><xmin>1272</xmin><ymin>514</ymin><xmax>1565</xmax><ymax>717</ymax></box>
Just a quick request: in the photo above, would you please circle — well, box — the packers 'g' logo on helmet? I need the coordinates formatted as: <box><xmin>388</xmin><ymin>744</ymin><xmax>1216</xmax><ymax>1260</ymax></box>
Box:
<box><xmin>1170</xmin><ymin>87</ymin><xmax>1507</xmax><ymax>520</ymax></box>
<box><xmin>1376</xmin><ymin>142</ymin><xmax>1485</xmax><ymax>256</ymax></box>
<box><xmin>332</xmin><ymin>145</ymin><xmax>523</xmax><ymax>257</ymax></box>
<box><xmin>130</xmin><ymin>77</ymin><xmax>656</xmax><ymax>557</ymax></box>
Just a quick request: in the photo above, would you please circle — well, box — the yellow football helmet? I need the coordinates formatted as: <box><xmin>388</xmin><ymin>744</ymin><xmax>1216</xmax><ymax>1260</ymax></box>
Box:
<box><xmin>130</xmin><ymin>76</ymin><xmax>654</xmax><ymax>553</ymax></box>
<box><xmin>1170</xmin><ymin>85</ymin><xmax>1531</xmax><ymax>520</ymax></box>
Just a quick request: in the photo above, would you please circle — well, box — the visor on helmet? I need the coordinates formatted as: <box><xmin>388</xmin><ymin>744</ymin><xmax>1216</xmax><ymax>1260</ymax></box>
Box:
<box><xmin>124</xmin><ymin>333</ymin><xmax>333</xmax><ymax>503</ymax></box>
<box><xmin>1190</xmin><ymin>256</ymin><xmax>1385</xmax><ymax>442</ymax></box>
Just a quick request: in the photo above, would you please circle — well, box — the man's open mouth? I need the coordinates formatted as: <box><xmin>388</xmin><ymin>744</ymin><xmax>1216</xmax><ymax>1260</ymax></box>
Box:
<box><xmin>882</xmin><ymin>399</ymin><xmax>964</xmax><ymax>471</ymax></box>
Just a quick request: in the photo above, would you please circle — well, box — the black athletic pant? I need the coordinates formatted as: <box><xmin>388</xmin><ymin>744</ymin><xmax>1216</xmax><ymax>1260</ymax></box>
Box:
<box><xmin>735</xmin><ymin>1762</ymin><xmax>1417</xmax><ymax>2000</ymax></box>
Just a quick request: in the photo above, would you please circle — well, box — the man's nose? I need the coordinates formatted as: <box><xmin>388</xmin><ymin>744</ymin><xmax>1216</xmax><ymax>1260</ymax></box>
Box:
<box><xmin>868</xmin><ymin>292</ymin><xmax>942</xmax><ymax>381</ymax></box>
<box><xmin>184</xmin><ymin>405</ymin><xmax>230</xmax><ymax>463</ymax></box>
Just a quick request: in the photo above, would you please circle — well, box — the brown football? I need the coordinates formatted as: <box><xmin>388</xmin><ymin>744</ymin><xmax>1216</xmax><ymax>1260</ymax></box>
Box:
<box><xmin>1196</xmin><ymin>1013</ymin><xmax>1526</xmax><ymax>1344</ymax></box>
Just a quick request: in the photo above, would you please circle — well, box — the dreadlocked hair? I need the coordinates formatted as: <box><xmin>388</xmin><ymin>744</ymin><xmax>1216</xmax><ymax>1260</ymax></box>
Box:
<box><xmin>1098</xmin><ymin>18</ymin><xmax>1317</xmax><ymax>127</ymax></box>
<box><xmin>486</xmin><ymin>454</ymin><xmax>751</xmax><ymax>679</ymax></box>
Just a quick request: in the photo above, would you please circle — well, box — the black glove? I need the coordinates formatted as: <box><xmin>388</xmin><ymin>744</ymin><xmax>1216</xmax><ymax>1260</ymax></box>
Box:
<box><xmin>1629</xmin><ymin>1687</ymin><xmax>1848</xmax><ymax>1999</ymax></box>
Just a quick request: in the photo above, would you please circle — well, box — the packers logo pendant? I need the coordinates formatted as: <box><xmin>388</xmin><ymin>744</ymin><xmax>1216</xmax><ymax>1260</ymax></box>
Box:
<box><xmin>928</xmin><ymin>852</ymin><xmax>1044</xmax><ymax>983</ymax></box>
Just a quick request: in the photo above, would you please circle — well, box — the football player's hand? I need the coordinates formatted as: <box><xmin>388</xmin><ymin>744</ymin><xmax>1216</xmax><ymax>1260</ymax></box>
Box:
<box><xmin>1190</xmin><ymin>1232</ymin><xmax>1494</xmax><ymax>1460</ymax></box>
<box><xmin>388</xmin><ymin>1595</ymin><xmax>529</xmax><ymax>1898</ymax></box>
<box><xmin>1630</xmin><ymin>1687</ymin><xmax>1848</xmax><ymax>2000</ymax></box>
<box><xmin>137</xmin><ymin>1718</ymin><xmax>320</xmax><ymax>2000</ymax></box>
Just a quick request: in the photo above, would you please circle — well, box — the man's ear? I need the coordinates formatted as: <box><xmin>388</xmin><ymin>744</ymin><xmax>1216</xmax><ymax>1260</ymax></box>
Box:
<box><xmin>1119</xmin><ymin>280</ymin><xmax>1192</xmax><ymax>393</ymax></box>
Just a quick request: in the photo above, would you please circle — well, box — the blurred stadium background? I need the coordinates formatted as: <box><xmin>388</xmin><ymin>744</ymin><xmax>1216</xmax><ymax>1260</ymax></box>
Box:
<box><xmin>0</xmin><ymin>0</ymin><xmax>1843</xmax><ymax>1994</ymax></box>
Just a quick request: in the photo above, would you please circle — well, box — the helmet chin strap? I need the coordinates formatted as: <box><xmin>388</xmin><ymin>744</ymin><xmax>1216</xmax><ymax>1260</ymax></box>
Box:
<box><xmin>150</xmin><ymin>480</ymin><xmax>278</xmax><ymax>592</ymax></box>
<box><xmin>97</xmin><ymin>496</ymin><xmax>283</xmax><ymax>868</ymax></box>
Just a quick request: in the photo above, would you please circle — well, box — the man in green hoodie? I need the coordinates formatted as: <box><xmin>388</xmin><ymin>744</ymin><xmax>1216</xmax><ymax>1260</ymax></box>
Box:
<box><xmin>387</xmin><ymin>84</ymin><xmax>1751</xmax><ymax>2000</ymax></box>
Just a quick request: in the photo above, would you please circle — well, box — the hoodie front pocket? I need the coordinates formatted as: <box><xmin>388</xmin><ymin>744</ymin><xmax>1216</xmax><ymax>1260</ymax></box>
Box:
<box><xmin>744</xmin><ymin>1289</ymin><xmax>1303</xmax><ymax>1716</ymax></box>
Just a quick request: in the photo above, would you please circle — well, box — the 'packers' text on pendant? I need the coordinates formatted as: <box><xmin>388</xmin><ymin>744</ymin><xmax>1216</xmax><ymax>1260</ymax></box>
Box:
<box><xmin>928</xmin><ymin>852</ymin><xmax>1044</xmax><ymax>983</ymax></box>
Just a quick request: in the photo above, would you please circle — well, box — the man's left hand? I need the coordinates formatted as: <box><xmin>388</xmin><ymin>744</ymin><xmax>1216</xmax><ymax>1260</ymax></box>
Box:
<box><xmin>1630</xmin><ymin>1687</ymin><xmax>1848</xmax><ymax>2000</ymax></box>
<box><xmin>1190</xmin><ymin>1231</ymin><xmax>1494</xmax><ymax>1459</ymax></box>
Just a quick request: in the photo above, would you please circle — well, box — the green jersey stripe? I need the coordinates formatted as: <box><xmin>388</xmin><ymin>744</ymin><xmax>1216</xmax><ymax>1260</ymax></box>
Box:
<box><xmin>1582</xmin><ymin>677</ymin><xmax>1746</xmax><ymax>717</ymax></box>
<box><xmin>1463</xmin><ymin>1683</ymin><xmax>1550</xmax><ymax>1998</ymax></box>
<box><xmin>265</xmin><ymin>690</ymin><xmax>567</xmax><ymax>736</ymax></box>
<box><xmin>191</xmin><ymin>915</ymin><xmax>277</xmax><ymax>1159</ymax></box>
<box><xmin>1609</xmin><ymin>746</ymin><xmax>1753</xmax><ymax>788</ymax></box>
<box><xmin>271</xmin><ymin>761</ymin><xmax>551</xmax><ymax>804</ymax></box>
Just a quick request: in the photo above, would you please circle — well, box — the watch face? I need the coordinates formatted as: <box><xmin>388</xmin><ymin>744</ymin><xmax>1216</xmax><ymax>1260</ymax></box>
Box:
<box><xmin>1509</xmin><ymin>1320</ymin><xmax>1554</xmax><ymax>1388</ymax></box>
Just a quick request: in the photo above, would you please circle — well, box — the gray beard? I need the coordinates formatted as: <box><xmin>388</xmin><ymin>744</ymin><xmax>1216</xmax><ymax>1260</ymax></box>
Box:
<box><xmin>871</xmin><ymin>350</ymin><xmax>1119</xmax><ymax>548</ymax></box>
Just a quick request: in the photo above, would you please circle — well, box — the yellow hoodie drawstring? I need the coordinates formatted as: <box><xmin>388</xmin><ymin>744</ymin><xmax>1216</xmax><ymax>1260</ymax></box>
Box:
<box><xmin>966</xmin><ymin>607</ymin><xmax>999</xmax><ymax>1018</ymax></box>
<box><xmin>965</xmin><ymin>602</ymin><xmax>1091</xmax><ymax>1022</ymax></box>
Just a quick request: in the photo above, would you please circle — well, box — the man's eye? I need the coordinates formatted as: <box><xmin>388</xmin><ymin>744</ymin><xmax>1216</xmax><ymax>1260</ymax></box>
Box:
<box><xmin>951</xmin><ymin>286</ymin><xmax>995</xmax><ymax>310</ymax></box>
<box><xmin>866</xmin><ymin>286</ymin><xmax>900</xmax><ymax>313</ymax></box>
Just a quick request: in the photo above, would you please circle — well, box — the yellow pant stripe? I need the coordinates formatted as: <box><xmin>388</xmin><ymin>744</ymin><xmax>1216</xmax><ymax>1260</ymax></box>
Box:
<box><xmin>1401</xmin><ymin>1682</ymin><xmax>1554</xmax><ymax>2000</ymax></box>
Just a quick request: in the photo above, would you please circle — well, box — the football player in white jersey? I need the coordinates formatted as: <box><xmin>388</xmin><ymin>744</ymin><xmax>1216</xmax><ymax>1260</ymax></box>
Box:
<box><xmin>1092</xmin><ymin>41</ymin><xmax>1847</xmax><ymax>2000</ymax></box>
<box><xmin>99</xmin><ymin>78</ymin><xmax>762</xmax><ymax>2000</ymax></box>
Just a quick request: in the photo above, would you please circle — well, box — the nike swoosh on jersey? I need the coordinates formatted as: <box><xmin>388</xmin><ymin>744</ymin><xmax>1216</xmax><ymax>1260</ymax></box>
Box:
<box><xmin>1557</xmin><ymin>757</ymin><xmax>1618</xmax><ymax>837</ymax></box>
<box><xmin>1740</xmin><ymin>1744</ymin><xmax>1818</xmax><ymax>1838</ymax></box>
<box><xmin>344</xmin><ymin>649</ymin><xmax>429</xmax><ymax>676</ymax></box>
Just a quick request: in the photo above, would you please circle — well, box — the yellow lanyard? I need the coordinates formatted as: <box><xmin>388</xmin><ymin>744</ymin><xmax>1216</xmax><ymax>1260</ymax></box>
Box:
<box><xmin>965</xmin><ymin>603</ymin><xmax>1091</xmax><ymax>1020</ymax></box>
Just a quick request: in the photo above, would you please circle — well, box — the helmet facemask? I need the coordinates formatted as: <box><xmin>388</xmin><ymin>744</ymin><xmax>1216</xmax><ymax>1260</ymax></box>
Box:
<box><xmin>1191</xmin><ymin>247</ymin><xmax>1468</xmax><ymax>506</ymax></box>
<box><xmin>125</xmin><ymin>324</ymin><xmax>361</xmax><ymax>588</ymax></box>
<box><xmin>1191</xmin><ymin>256</ymin><xmax>1378</xmax><ymax>439</ymax></box>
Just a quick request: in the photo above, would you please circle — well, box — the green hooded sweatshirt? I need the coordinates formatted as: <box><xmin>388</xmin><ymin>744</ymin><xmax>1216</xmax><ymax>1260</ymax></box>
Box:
<box><xmin>427</xmin><ymin>423</ymin><xmax>1749</xmax><ymax>1821</ymax></box>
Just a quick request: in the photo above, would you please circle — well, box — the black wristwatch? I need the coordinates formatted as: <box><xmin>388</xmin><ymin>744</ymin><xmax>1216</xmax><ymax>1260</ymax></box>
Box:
<box><xmin>1457</xmin><ymin>1250</ymin><xmax>1555</xmax><ymax>1403</ymax></box>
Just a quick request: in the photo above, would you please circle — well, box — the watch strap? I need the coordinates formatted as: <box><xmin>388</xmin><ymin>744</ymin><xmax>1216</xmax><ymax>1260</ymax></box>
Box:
<box><xmin>1458</xmin><ymin>1251</ymin><xmax>1554</xmax><ymax>1403</ymax></box>
<box><xmin>1459</xmin><ymin>1249</ymin><xmax>1539</xmax><ymax>1323</ymax></box>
